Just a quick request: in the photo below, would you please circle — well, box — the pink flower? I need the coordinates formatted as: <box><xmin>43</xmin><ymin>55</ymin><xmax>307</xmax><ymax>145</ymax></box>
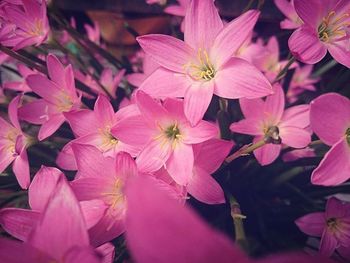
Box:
<box><xmin>286</xmin><ymin>65</ymin><xmax>319</xmax><ymax>103</ymax></box>
<box><xmin>156</xmin><ymin>138</ymin><xmax>233</xmax><ymax>204</ymax></box>
<box><xmin>0</xmin><ymin>95</ymin><xmax>30</xmax><ymax>189</ymax></box>
<box><xmin>288</xmin><ymin>0</ymin><xmax>350</xmax><ymax>67</ymax></box>
<box><xmin>3</xmin><ymin>64</ymin><xmax>37</xmax><ymax>93</ymax></box>
<box><xmin>112</xmin><ymin>91</ymin><xmax>218</xmax><ymax>185</ymax></box>
<box><xmin>309</xmin><ymin>93</ymin><xmax>350</xmax><ymax>186</ymax></box>
<box><xmin>99</xmin><ymin>68</ymin><xmax>125</xmax><ymax>99</ymax></box>
<box><xmin>282</xmin><ymin>147</ymin><xmax>315</xmax><ymax>162</ymax></box>
<box><xmin>137</xmin><ymin>0</ymin><xmax>272</xmax><ymax>125</ymax></box>
<box><xmin>19</xmin><ymin>54</ymin><xmax>81</xmax><ymax>140</ymax></box>
<box><xmin>295</xmin><ymin>197</ymin><xmax>350</xmax><ymax>258</ymax></box>
<box><xmin>57</xmin><ymin>95</ymin><xmax>140</xmax><ymax>170</ymax></box>
<box><xmin>253</xmin><ymin>36</ymin><xmax>297</xmax><ymax>82</ymax></box>
<box><xmin>125</xmin><ymin>175</ymin><xmax>335</xmax><ymax>263</ymax></box>
<box><xmin>84</xmin><ymin>22</ymin><xmax>101</xmax><ymax>45</ymax></box>
<box><xmin>70</xmin><ymin>145</ymin><xmax>137</xmax><ymax>246</ymax></box>
<box><xmin>0</xmin><ymin>175</ymin><xmax>113</xmax><ymax>263</ymax></box>
<box><xmin>0</xmin><ymin>0</ymin><xmax>49</xmax><ymax>50</ymax></box>
<box><xmin>230</xmin><ymin>85</ymin><xmax>311</xmax><ymax>165</ymax></box>
<box><xmin>274</xmin><ymin>0</ymin><xmax>303</xmax><ymax>29</ymax></box>
<box><xmin>0</xmin><ymin>166</ymin><xmax>107</xmax><ymax>241</ymax></box>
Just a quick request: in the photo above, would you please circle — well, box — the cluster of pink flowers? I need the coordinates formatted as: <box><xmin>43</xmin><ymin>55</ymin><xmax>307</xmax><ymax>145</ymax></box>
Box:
<box><xmin>0</xmin><ymin>0</ymin><xmax>349</xmax><ymax>262</ymax></box>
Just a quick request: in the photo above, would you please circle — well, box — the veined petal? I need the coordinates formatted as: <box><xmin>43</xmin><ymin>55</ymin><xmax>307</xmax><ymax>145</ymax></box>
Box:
<box><xmin>281</xmin><ymin>104</ymin><xmax>310</xmax><ymax>129</ymax></box>
<box><xmin>327</xmin><ymin>42</ymin><xmax>350</xmax><ymax>69</ymax></box>
<box><xmin>0</xmin><ymin>208</ymin><xmax>40</xmax><ymax>242</ymax></box>
<box><xmin>294</xmin><ymin>0</ymin><xmax>323</xmax><ymax>27</ymax></box>
<box><xmin>311</xmin><ymin>138</ymin><xmax>350</xmax><ymax>186</ymax></box>
<box><xmin>214</xmin><ymin>58</ymin><xmax>273</xmax><ymax>99</ymax></box>
<box><xmin>136</xmin><ymin>139</ymin><xmax>172</xmax><ymax>173</ymax></box>
<box><xmin>26</xmin><ymin>74</ymin><xmax>62</xmax><ymax>104</ymax></box>
<box><xmin>135</xmin><ymin>90</ymin><xmax>168</xmax><ymax>123</ymax></box>
<box><xmin>319</xmin><ymin>229</ymin><xmax>337</xmax><ymax>257</ymax></box>
<box><xmin>18</xmin><ymin>99</ymin><xmax>48</xmax><ymax>125</ymax></box>
<box><xmin>264</xmin><ymin>84</ymin><xmax>285</xmax><ymax>124</ymax></box>
<box><xmin>239</xmin><ymin>98</ymin><xmax>264</xmax><ymax>119</ymax></box>
<box><xmin>295</xmin><ymin>212</ymin><xmax>325</xmax><ymax>237</ymax></box>
<box><xmin>136</xmin><ymin>34</ymin><xmax>194</xmax><ymax>73</ymax></box>
<box><xmin>64</xmin><ymin>109</ymin><xmax>97</xmax><ymax>137</ymax></box>
<box><xmin>166</xmin><ymin>142</ymin><xmax>194</xmax><ymax>185</ymax></box>
<box><xmin>8</xmin><ymin>95</ymin><xmax>21</xmax><ymax>130</ymax></box>
<box><xmin>64</xmin><ymin>247</ymin><xmax>101</xmax><ymax>263</ymax></box>
<box><xmin>279</xmin><ymin>126</ymin><xmax>311</xmax><ymax>148</ymax></box>
<box><xmin>28</xmin><ymin>166</ymin><xmax>63</xmax><ymax>212</ymax></box>
<box><xmin>0</xmin><ymin>146</ymin><xmax>15</xmax><ymax>174</ymax></box>
<box><xmin>184</xmin><ymin>0</ymin><xmax>223</xmax><ymax>50</ymax></box>
<box><xmin>253</xmin><ymin>136</ymin><xmax>282</xmax><ymax>165</ymax></box>
<box><xmin>47</xmin><ymin>54</ymin><xmax>66</xmax><ymax>85</ymax></box>
<box><xmin>12</xmin><ymin>146</ymin><xmax>30</xmax><ymax>190</ymax></box>
<box><xmin>38</xmin><ymin>114</ymin><xmax>65</xmax><ymax>141</ymax></box>
<box><xmin>288</xmin><ymin>26</ymin><xmax>327</xmax><ymax>64</ymax></box>
<box><xmin>211</xmin><ymin>10</ymin><xmax>260</xmax><ymax>68</ymax></box>
<box><xmin>310</xmin><ymin>93</ymin><xmax>350</xmax><ymax>145</ymax></box>
<box><xmin>94</xmin><ymin>95</ymin><xmax>115</xmax><ymax>127</ymax></box>
<box><xmin>79</xmin><ymin>199</ymin><xmax>108</xmax><ymax>229</ymax></box>
<box><xmin>184</xmin><ymin>82</ymin><xmax>214</xmax><ymax>126</ymax></box>
<box><xmin>139</xmin><ymin>68</ymin><xmax>189</xmax><ymax>99</ymax></box>
<box><xmin>230</xmin><ymin>118</ymin><xmax>263</xmax><ymax>136</ymax></box>
<box><xmin>187</xmin><ymin>166</ymin><xmax>225</xmax><ymax>204</ymax></box>
<box><xmin>325</xmin><ymin>197</ymin><xmax>347</xmax><ymax>219</ymax></box>
<box><xmin>182</xmin><ymin>120</ymin><xmax>219</xmax><ymax>144</ymax></box>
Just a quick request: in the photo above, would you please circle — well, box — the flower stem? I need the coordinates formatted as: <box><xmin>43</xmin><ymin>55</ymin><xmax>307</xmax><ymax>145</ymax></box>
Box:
<box><xmin>272</xmin><ymin>56</ymin><xmax>296</xmax><ymax>84</ymax></box>
<box><xmin>225</xmin><ymin>140</ymin><xmax>266</xmax><ymax>163</ymax></box>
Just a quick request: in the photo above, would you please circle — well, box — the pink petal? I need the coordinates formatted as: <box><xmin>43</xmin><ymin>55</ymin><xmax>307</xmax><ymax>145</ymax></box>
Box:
<box><xmin>310</xmin><ymin>93</ymin><xmax>350</xmax><ymax>145</ymax></box>
<box><xmin>71</xmin><ymin>177</ymin><xmax>114</xmax><ymax>201</ymax></box>
<box><xmin>325</xmin><ymin>197</ymin><xmax>348</xmax><ymax>219</ymax></box>
<box><xmin>38</xmin><ymin>114</ymin><xmax>65</xmax><ymax>141</ymax></box>
<box><xmin>136</xmin><ymin>139</ymin><xmax>172</xmax><ymax>173</ymax></box>
<box><xmin>281</xmin><ymin>105</ymin><xmax>310</xmax><ymax>129</ymax></box>
<box><xmin>211</xmin><ymin>10</ymin><xmax>260</xmax><ymax>67</ymax></box>
<box><xmin>28</xmin><ymin>177</ymin><xmax>90</xmax><ymax>260</ymax></box>
<box><xmin>94</xmin><ymin>95</ymin><xmax>115</xmax><ymax>127</ymax></box>
<box><xmin>279</xmin><ymin>126</ymin><xmax>311</xmax><ymax>148</ymax></box>
<box><xmin>12</xmin><ymin>146</ymin><xmax>30</xmax><ymax>189</ymax></box>
<box><xmin>26</xmin><ymin>74</ymin><xmax>62</xmax><ymax>104</ymax></box>
<box><xmin>294</xmin><ymin>0</ymin><xmax>323</xmax><ymax>27</ymax></box>
<box><xmin>64</xmin><ymin>109</ymin><xmax>97</xmax><ymax>137</ymax></box>
<box><xmin>96</xmin><ymin>243</ymin><xmax>116</xmax><ymax>263</ymax></box>
<box><xmin>8</xmin><ymin>95</ymin><xmax>21</xmax><ymax>130</ymax></box>
<box><xmin>311</xmin><ymin>138</ymin><xmax>350</xmax><ymax>186</ymax></box>
<box><xmin>0</xmin><ymin>208</ymin><xmax>40</xmax><ymax>242</ymax></box>
<box><xmin>71</xmin><ymin>144</ymin><xmax>115</xmax><ymax>179</ymax></box>
<box><xmin>18</xmin><ymin>99</ymin><xmax>48</xmax><ymax>125</ymax></box>
<box><xmin>115</xmin><ymin>152</ymin><xmax>138</xmax><ymax>181</ymax></box>
<box><xmin>288</xmin><ymin>26</ymin><xmax>327</xmax><ymax>64</ymax></box>
<box><xmin>327</xmin><ymin>42</ymin><xmax>350</xmax><ymax>69</ymax></box>
<box><xmin>139</xmin><ymin>68</ymin><xmax>189</xmax><ymax>99</ymax></box>
<box><xmin>80</xmin><ymin>199</ymin><xmax>108</xmax><ymax>229</ymax></box>
<box><xmin>184</xmin><ymin>0</ymin><xmax>223</xmax><ymax>50</ymax></box>
<box><xmin>0</xmin><ymin>237</ymin><xmax>52</xmax><ymax>263</ymax></box>
<box><xmin>239</xmin><ymin>98</ymin><xmax>264</xmax><ymax>119</ymax></box>
<box><xmin>125</xmin><ymin>176</ymin><xmax>245</xmax><ymax>263</ymax></box>
<box><xmin>295</xmin><ymin>212</ymin><xmax>325</xmax><ymax>237</ymax></box>
<box><xmin>184</xmin><ymin>82</ymin><xmax>214</xmax><ymax>126</ymax></box>
<box><xmin>47</xmin><ymin>54</ymin><xmax>65</xmax><ymax>85</ymax></box>
<box><xmin>193</xmin><ymin>138</ymin><xmax>234</xmax><ymax>173</ymax></box>
<box><xmin>182</xmin><ymin>120</ymin><xmax>219</xmax><ymax>144</ymax></box>
<box><xmin>28</xmin><ymin>166</ymin><xmax>63</xmax><ymax>212</ymax></box>
<box><xmin>230</xmin><ymin>118</ymin><xmax>263</xmax><ymax>136</ymax></box>
<box><xmin>56</xmin><ymin>142</ymin><xmax>77</xmax><ymax>170</ymax></box>
<box><xmin>187</xmin><ymin>166</ymin><xmax>225</xmax><ymax>204</ymax></box>
<box><xmin>136</xmin><ymin>34</ymin><xmax>194</xmax><ymax>72</ymax></box>
<box><xmin>253</xmin><ymin>137</ymin><xmax>282</xmax><ymax>165</ymax></box>
<box><xmin>135</xmin><ymin>90</ymin><xmax>168</xmax><ymax>123</ymax></box>
<box><xmin>214</xmin><ymin>58</ymin><xmax>273</xmax><ymax>99</ymax></box>
<box><xmin>64</xmin><ymin>247</ymin><xmax>101</xmax><ymax>263</ymax></box>
<box><xmin>166</xmin><ymin>142</ymin><xmax>194</xmax><ymax>185</ymax></box>
<box><xmin>319</xmin><ymin>229</ymin><xmax>337</xmax><ymax>257</ymax></box>
<box><xmin>264</xmin><ymin>84</ymin><xmax>285</xmax><ymax>124</ymax></box>
<box><xmin>0</xmin><ymin>146</ymin><xmax>15</xmax><ymax>174</ymax></box>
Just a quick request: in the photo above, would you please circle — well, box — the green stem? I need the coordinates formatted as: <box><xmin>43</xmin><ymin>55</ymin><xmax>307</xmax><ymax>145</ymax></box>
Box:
<box><xmin>243</xmin><ymin>0</ymin><xmax>255</xmax><ymax>12</ymax></box>
<box><xmin>272</xmin><ymin>56</ymin><xmax>296</xmax><ymax>84</ymax></box>
<box><xmin>225</xmin><ymin>140</ymin><xmax>266</xmax><ymax>163</ymax></box>
<box><xmin>311</xmin><ymin>59</ymin><xmax>338</xmax><ymax>78</ymax></box>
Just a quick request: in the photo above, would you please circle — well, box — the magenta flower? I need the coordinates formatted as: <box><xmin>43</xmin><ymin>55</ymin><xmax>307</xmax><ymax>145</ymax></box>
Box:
<box><xmin>70</xmin><ymin>145</ymin><xmax>138</xmax><ymax>246</ymax></box>
<box><xmin>57</xmin><ymin>95</ymin><xmax>141</xmax><ymax>170</ymax></box>
<box><xmin>19</xmin><ymin>54</ymin><xmax>81</xmax><ymax>140</ymax></box>
<box><xmin>296</xmin><ymin>197</ymin><xmax>350</xmax><ymax>258</ymax></box>
<box><xmin>112</xmin><ymin>91</ymin><xmax>218</xmax><ymax>185</ymax></box>
<box><xmin>0</xmin><ymin>0</ymin><xmax>49</xmax><ymax>50</ymax></box>
<box><xmin>156</xmin><ymin>138</ymin><xmax>233</xmax><ymax>204</ymax></box>
<box><xmin>309</xmin><ymin>93</ymin><xmax>350</xmax><ymax>186</ymax></box>
<box><xmin>286</xmin><ymin>65</ymin><xmax>319</xmax><ymax>103</ymax></box>
<box><xmin>288</xmin><ymin>0</ymin><xmax>350</xmax><ymax>67</ymax></box>
<box><xmin>0</xmin><ymin>176</ymin><xmax>112</xmax><ymax>263</ymax></box>
<box><xmin>0</xmin><ymin>166</ymin><xmax>107</xmax><ymax>241</ymax></box>
<box><xmin>125</xmin><ymin>175</ymin><xmax>335</xmax><ymax>263</ymax></box>
<box><xmin>0</xmin><ymin>95</ymin><xmax>30</xmax><ymax>189</ymax></box>
<box><xmin>230</xmin><ymin>85</ymin><xmax>311</xmax><ymax>165</ymax></box>
<box><xmin>84</xmin><ymin>22</ymin><xmax>101</xmax><ymax>45</ymax></box>
<box><xmin>282</xmin><ymin>147</ymin><xmax>315</xmax><ymax>162</ymax></box>
<box><xmin>137</xmin><ymin>0</ymin><xmax>272</xmax><ymax>125</ymax></box>
<box><xmin>274</xmin><ymin>0</ymin><xmax>303</xmax><ymax>29</ymax></box>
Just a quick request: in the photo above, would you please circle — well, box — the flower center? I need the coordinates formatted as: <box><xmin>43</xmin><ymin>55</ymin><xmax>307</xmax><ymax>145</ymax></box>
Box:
<box><xmin>263</xmin><ymin>126</ymin><xmax>281</xmax><ymax>144</ymax></box>
<box><xmin>27</xmin><ymin>19</ymin><xmax>44</xmax><ymax>37</ymax></box>
<box><xmin>55</xmin><ymin>91</ymin><xmax>74</xmax><ymax>112</ymax></box>
<box><xmin>346</xmin><ymin>127</ymin><xmax>350</xmax><ymax>145</ymax></box>
<box><xmin>326</xmin><ymin>217</ymin><xmax>340</xmax><ymax>233</ymax></box>
<box><xmin>99</xmin><ymin>125</ymin><xmax>119</xmax><ymax>151</ymax></box>
<box><xmin>164</xmin><ymin>123</ymin><xmax>181</xmax><ymax>140</ymax></box>
<box><xmin>184</xmin><ymin>48</ymin><xmax>216</xmax><ymax>81</ymax></box>
<box><xmin>318</xmin><ymin>11</ymin><xmax>350</xmax><ymax>42</ymax></box>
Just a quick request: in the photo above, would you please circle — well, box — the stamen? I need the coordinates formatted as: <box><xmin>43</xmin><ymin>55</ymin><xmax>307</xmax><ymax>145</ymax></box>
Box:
<box><xmin>264</xmin><ymin>126</ymin><xmax>281</xmax><ymax>144</ymax></box>
<box><xmin>346</xmin><ymin>128</ymin><xmax>350</xmax><ymax>145</ymax></box>
<box><xmin>318</xmin><ymin>11</ymin><xmax>350</xmax><ymax>42</ymax></box>
<box><xmin>184</xmin><ymin>48</ymin><xmax>216</xmax><ymax>81</ymax></box>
